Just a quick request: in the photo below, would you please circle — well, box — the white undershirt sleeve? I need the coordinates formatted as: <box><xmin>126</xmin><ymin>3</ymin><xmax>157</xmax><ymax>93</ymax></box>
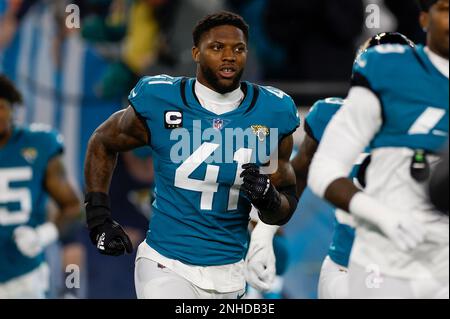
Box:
<box><xmin>308</xmin><ymin>86</ymin><xmax>383</xmax><ymax>198</ymax></box>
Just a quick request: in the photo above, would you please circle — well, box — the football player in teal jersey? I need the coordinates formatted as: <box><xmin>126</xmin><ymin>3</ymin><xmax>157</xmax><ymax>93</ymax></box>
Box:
<box><xmin>309</xmin><ymin>0</ymin><xmax>449</xmax><ymax>298</ymax></box>
<box><xmin>293</xmin><ymin>97</ymin><xmax>364</xmax><ymax>299</ymax></box>
<box><xmin>84</xmin><ymin>12</ymin><xmax>300</xmax><ymax>299</ymax></box>
<box><xmin>0</xmin><ymin>75</ymin><xmax>81</xmax><ymax>298</ymax></box>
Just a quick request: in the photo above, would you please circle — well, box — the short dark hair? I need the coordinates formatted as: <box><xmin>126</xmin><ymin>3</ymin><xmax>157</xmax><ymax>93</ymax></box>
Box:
<box><xmin>0</xmin><ymin>75</ymin><xmax>22</xmax><ymax>105</ymax></box>
<box><xmin>192</xmin><ymin>11</ymin><xmax>249</xmax><ymax>47</ymax></box>
<box><xmin>417</xmin><ymin>0</ymin><xmax>438</xmax><ymax>12</ymax></box>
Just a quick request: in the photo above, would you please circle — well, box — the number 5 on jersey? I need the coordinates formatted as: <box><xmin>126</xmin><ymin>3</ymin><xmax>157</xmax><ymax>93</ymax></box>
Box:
<box><xmin>0</xmin><ymin>168</ymin><xmax>33</xmax><ymax>226</ymax></box>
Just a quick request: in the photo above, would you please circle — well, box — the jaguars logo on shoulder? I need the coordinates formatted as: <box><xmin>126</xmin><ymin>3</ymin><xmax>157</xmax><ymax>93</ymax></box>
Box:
<box><xmin>251</xmin><ymin>125</ymin><xmax>270</xmax><ymax>142</ymax></box>
<box><xmin>22</xmin><ymin>148</ymin><xmax>38</xmax><ymax>164</ymax></box>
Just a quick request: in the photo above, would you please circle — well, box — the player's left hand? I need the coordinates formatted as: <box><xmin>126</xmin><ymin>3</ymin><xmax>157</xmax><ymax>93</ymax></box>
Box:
<box><xmin>245</xmin><ymin>221</ymin><xmax>277</xmax><ymax>292</ymax></box>
<box><xmin>13</xmin><ymin>226</ymin><xmax>43</xmax><ymax>258</ymax></box>
<box><xmin>13</xmin><ymin>222</ymin><xmax>59</xmax><ymax>258</ymax></box>
<box><xmin>240</xmin><ymin>164</ymin><xmax>281</xmax><ymax>211</ymax></box>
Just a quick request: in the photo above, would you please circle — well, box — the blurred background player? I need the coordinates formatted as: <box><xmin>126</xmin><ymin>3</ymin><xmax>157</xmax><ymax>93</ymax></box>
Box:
<box><xmin>0</xmin><ymin>75</ymin><xmax>80</xmax><ymax>298</ymax></box>
<box><xmin>293</xmin><ymin>33</ymin><xmax>416</xmax><ymax>299</ymax></box>
<box><xmin>308</xmin><ymin>0</ymin><xmax>449</xmax><ymax>298</ymax></box>
<box><xmin>83</xmin><ymin>11</ymin><xmax>300</xmax><ymax>299</ymax></box>
<box><xmin>245</xmin><ymin>32</ymin><xmax>416</xmax><ymax>300</ymax></box>
<box><xmin>293</xmin><ymin>97</ymin><xmax>366</xmax><ymax>299</ymax></box>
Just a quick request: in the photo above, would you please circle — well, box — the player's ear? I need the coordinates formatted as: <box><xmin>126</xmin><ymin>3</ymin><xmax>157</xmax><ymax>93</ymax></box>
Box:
<box><xmin>192</xmin><ymin>46</ymin><xmax>200</xmax><ymax>63</ymax></box>
<box><xmin>419</xmin><ymin>11</ymin><xmax>429</xmax><ymax>32</ymax></box>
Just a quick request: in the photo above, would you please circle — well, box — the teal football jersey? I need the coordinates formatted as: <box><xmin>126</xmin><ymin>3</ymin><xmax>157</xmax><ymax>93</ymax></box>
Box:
<box><xmin>129</xmin><ymin>75</ymin><xmax>300</xmax><ymax>266</ymax></box>
<box><xmin>353</xmin><ymin>44</ymin><xmax>449</xmax><ymax>152</ymax></box>
<box><xmin>305</xmin><ymin>98</ymin><xmax>344</xmax><ymax>143</ymax></box>
<box><xmin>0</xmin><ymin>125</ymin><xmax>63</xmax><ymax>282</ymax></box>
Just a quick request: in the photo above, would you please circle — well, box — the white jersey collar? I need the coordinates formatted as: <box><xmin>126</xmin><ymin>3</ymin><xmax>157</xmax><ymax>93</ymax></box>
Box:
<box><xmin>194</xmin><ymin>80</ymin><xmax>244</xmax><ymax>115</ymax></box>
<box><xmin>425</xmin><ymin>47</ymin><xmax>449</xmax><ymax>78</ymax></box>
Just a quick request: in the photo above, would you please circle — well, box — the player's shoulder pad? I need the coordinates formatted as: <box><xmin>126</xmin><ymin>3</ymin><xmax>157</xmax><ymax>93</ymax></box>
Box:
<box><xmin>308</xmin><ymin>97</ymin><xmax>344</xmax><ymax>117</ymax></box>
<box><xmin>128</xmin><ymin>75</ymin><xmax>184</xmax><ymax>117</ymax></box>
<box><xmin>305</xmin><ymin>98</ymin><xmax>344</xmax><ymax>142</ymax></box>
<box><xmin>352</xmin><ymin>44</ymin><xmax>415</xmax><ymax>89</ymax></box>
<box><xmin>258</xmin><ymin>85</ymin><xmax>295</xmax><ymax>108</ymax></box>
<box><xmin>25</xmin><ymin>123</ymin><xmax>64</xmax><ymax>157</ymax></box>
<box><xmin>27</xmin><ymin>123</ymin><xmax>64</xmax><ymax>145</ymax></box>
<box><xmin>258</xmin><ymin>85</ymin><xmax>300</xmax><ymax>136</ymax></box>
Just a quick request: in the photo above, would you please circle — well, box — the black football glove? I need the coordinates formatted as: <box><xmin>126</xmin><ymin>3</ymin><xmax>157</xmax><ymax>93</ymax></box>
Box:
<box><xmin>85</xmin><ymin>192</ymin><xmax>133</xmax><ymax>256</ymax></box>
<box><xmin>240</xmin><ymin>163</ymin><xmax>281</xmax><ymax>212</ymax></box>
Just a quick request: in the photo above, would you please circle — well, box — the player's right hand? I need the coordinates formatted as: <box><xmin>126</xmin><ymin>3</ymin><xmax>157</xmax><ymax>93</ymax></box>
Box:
<box><xmin>89</xmin><ymin>218</ymin><xmax>133</xmax><ymax>256</ymax></box>
<box><xmin>350</xmin><ymin>192</ymin><xmax>427</xmax><ymax>252</ymax></box>
<box><xmin>85</xmin><ymin>192</ymin><xmax>133</xmax><ymax>256</ymax></box>
<box><xmin>375</xmin><ymin>213</ymin><xmax>426</xmax><ymax>252</ymax></box>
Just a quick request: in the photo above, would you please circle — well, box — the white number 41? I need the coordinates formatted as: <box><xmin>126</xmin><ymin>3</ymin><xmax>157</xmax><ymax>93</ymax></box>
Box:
<box><xmin>174</xmin><ymin>143</ymin><xmax>252</xmax><ymax>211</ymax></box>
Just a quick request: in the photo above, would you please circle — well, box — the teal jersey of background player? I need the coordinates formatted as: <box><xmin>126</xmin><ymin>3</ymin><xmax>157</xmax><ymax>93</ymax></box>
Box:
<box><xmin>0</xmin><ymin>125</ymin><xmax>64</xmax><ymax>282</ymax></box>
<box><xmin>129</xmin><ymin>75</ymin><xmax>300</xmax><ymax>266</ymax></box>
<box><xmin>353</xmin><ymin>44</ymin><xmax>449</xmax><ymax>153</ymax></box>
<box><xmin>305</xmin><ymin>97</ymin><xmax>369</xmax><ymax>268</ymax></box>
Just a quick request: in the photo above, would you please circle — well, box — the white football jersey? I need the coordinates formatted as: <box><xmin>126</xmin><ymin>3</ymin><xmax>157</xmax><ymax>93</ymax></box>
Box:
<box><xmin>351</xmin><ymin>148</ymin><xmax>449</xmax><ymax>280</ymax></box>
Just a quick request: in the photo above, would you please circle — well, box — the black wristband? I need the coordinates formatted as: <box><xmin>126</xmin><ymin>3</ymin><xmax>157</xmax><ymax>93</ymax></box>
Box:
<box><xmin>258</xmin><ymin>185</ymin><xmax>298</xmax><ymax>225</ymax></box>
<box><xmin>85</xmin><ymin>192</ymin><xmax>110</xmax><ymax>209</ymax></box>
<box><xmin>279</xmin><ymin>185</ymin><xmax>299</xmax><ymax>206</ymax></box>
<box><xmin>277</xmin><ymin>185</ymin><xmax>299</xmax><ymax>224</ymax></box>
<box><xmin>85</xmin><ymin>192</ymin><xmax>111</xmax><ymax>229</ymax></box>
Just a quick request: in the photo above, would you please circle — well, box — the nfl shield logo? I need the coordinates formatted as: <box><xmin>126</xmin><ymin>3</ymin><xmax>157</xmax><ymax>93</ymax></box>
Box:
<box><xmin>213</xmin><ymin>118</ymin><xmax>224</xmax><ymax>130</ymax></box>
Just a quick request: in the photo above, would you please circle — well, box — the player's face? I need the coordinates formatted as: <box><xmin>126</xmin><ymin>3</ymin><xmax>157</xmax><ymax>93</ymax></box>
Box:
<box><xmin>0</xmin><ymin>98</ymin><xmax>13</xmax><ymax>142</ymax></box>
<box><xmin>193</xmin><ymin>25</ymin><xmax>247</xmax><ymax>94</ymax></box>
<box><xmin>422</xmin><ymin>0</ymin><xmax>449</xmax><ymax>58</ymax></box>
